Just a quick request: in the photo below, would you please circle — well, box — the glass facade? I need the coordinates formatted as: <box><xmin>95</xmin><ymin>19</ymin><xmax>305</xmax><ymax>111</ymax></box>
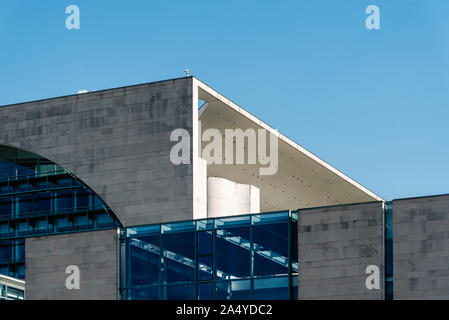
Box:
<box><xmin>122</xmin><ymin>211</ymin><xmax>298</xmax><ymax>300</ymax></box>
<box><xmin>0</xmin><ymin>145</ymin><xmax>120</xmax><ymax>280</ymax></box>
<box><xmin>0</xmin><ymin>275</ymin><xmax>24</xmax><ymax>300</ymax></box>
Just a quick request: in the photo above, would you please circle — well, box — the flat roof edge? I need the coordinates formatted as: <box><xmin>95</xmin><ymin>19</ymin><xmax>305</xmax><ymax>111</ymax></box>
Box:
<box><xmin>0</xmin><ymin>76</ymin><xmax>192</xmax><ymax>109</ymax></box>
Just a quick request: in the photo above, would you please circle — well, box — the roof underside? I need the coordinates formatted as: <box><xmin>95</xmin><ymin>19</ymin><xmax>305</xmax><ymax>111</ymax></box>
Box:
<box><xmin>196</xmin><ymin>79</ymin><xmax>383</xmax><ymax>211</ymax></box>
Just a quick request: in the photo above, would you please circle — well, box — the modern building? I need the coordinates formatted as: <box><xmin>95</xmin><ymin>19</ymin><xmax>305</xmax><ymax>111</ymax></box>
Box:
<box><xmin>0</xmin><ymin>77</ymin><xmax>448</xmax><ymax>300</ymax></box>
<box><xmin>0</xmin><ymin>274</ymin><xmax>24</xmax><ymax>300</ymax></box>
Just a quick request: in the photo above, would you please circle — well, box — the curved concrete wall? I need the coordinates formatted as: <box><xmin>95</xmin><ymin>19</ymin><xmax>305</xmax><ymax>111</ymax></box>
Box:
<box><xmin>207</xmin><ymin>177</ymin><xmax>260</xmax><ymax>218</ymax></box>
<box><xmin>0</xmin><ymin>78</ymin><xmax>194</xmax><ymax>227</ymax></box>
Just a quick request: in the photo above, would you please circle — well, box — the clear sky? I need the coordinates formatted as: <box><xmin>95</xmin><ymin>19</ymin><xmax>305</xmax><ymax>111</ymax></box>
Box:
<box><xmin>0</xmin><ymin>0</ymin><xmax>448</xmax><ymax>201</ymax></box>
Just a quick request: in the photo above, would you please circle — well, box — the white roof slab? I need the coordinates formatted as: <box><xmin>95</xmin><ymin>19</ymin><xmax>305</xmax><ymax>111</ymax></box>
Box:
<box><xmin>194</xmin><ymin>78</ymin><xmax>383</xmax><ymax>211</ymax></box>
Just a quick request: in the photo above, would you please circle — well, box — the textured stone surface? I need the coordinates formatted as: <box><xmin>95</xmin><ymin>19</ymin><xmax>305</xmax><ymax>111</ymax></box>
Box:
<box><xmin>393</xmin><ymin>194</ymin><xmax>449</xmax><ymax>299</ymax></box>
<box><xmin>25</xmin><ymin>229</ymin><xmax>118</xmax><ymax>300</ymax></box>
<box><xmin>298</xmin><ymin>201</ymin><xmax>384</xmax><ymax>300</ymax></box>
<box><xmin>0</xmin><ymin>77</ymin><xmax>194</xmax><ymax>227</ymax></box>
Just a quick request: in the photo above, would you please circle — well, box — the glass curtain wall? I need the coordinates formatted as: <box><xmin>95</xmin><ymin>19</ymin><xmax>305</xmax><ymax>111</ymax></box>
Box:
<box><xmin>123</xmin><ymin>211</ymin><xmax>298</xmax><ymax>300</ymax></box>
<box><xmin>0</xmin><ymin>145</ymin><xmax>120</xmax><ymax>279</ymax></box>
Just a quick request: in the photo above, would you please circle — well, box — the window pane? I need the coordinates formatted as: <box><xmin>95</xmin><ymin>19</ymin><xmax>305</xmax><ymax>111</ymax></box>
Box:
<box><xmin>55</xmin><ymin>190</ymin><xmax>73</xmax><ymax>211</ymax></box>
<box><xmin>96</xmin><ymin>213</ymin><xmax>113</xmax><ymax>228</ymax></box>
<box><xmin>198</xmin><ymin>231</ymin><xmax>213</xmax><ymax>281</ymax></box>
<box><xmin>215</xmin><ymin>226</ymin><xmax>250</xmax><ymax>280</ymax></box>
<box><xmin>161</xmin><ymin>284</ymin><xmax>196</xmax><ymax>300</ymax></box>
<box><xmin>253</xmin><ymin>223</ymin><xmax>289</xmax><ymax>277</ymax></box>
<box><xmin>54</xmin><ymin>217</ymin><xmax>68</xmax><ymax>232</ymax></box>
<box><xmin>198</xmin><ymin>282</ymin><xmax>213</xmax><ymax>300</ymax></box>
<box><xmin>127</xmin><ymin>286</ymin><xmax>159</xmax><ymax>300</ymax></box>
<box><xmin>161</xmin><ymin>231</ymin><xmax>195</xmax><ymax>284</ymax></box>
<box><xmin>75</xmin><ymin>190</ymin><xmax>90</xmax><ymax>209</ymax></box>
<box><xmin>215</xmin><ymin>280</ymin><xmax>250</xmax><ymax>300</ymax></box>
<box><xmin>253</xmin><ymin>276</ymin><xmax>289</xmax><ymax>300</ymax></box>
<box><xmin>128</xmin><ymin>235</ymin><xmax>160</xmax><ymax>286</ymax></box>
<box><xmin>18</xmin><ymin>195</ymin><xmax>33</xmax><ymax>214</ymax></box>
<box><xmin>74</xmin><ymin>214</ymin><xmax>88</xmax><ymax>229</ymax></box>
<box><xmin>32</xmin><ymin>218</ymin><xmax>48</xmax><ymax>234</ymax></box>
<box><xmin>15</xmin><ymin>220</ymin><xmax>29</xmax><ymax>236</ymax></box>
<box><xmin>215</xmin><ymin>216</ymin><xmax>250</xmax><ymax>229</ymax></box>
<box><xmin>0</xmin><ymin>197</ymin><xmax>12</xmax><ymax>217</ymax></box>
<box><xmin>0</xmin><ymin>159</ymin><xmax>15</xmax><ymax>178</ymax></box>
<box><xmin>252</xmin><ymin>211</ymin><xmax>290</xmax><ymax>225</ymax></box>
<box><xmin>0</xmin><ymin>241</ymin><xmax>12</xmax><ymax>264</ymax></box>
<box><xmin>0</xmin><ymin>223</ymin><xmax>8</xmax><ymax>236</ymax></box>
<box><xmin>33</xmin><ymin>192</ymin><xmax>51</xmax><ymax>213</ymax></box>
<box><xmin>162</xmin><ymin>221</ymin><xmax>195</xmax><ymax>234</ymax></box>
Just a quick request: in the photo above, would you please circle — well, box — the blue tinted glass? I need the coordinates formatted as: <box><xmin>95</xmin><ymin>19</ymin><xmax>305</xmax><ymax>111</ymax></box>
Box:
<box><xmin>18</xmin><ymin>183</ymin><xmax>31</xmax><ymax>192</ymax></box>
<box><xmin>0</xmin><ymin>185</ymin><xmax>13</xmax><ymax>194</ymax></box>
<box><xmin>75</xmin><ymin>215</ymin><xmax>88</xmax><ymax>229</ymax></box>
<box><xmin>162</xmin><ymin>221</ymin><xmax>195</xmax><ymax>234</ymax></box>
<box><xmin>253</xmin><ymin>276</ymin><xmax>289</xmax><ymax>300</ymax></box>
<box><xmin>96</xmin><ymin>213</ymin><xmax>113</xmax><ymax>228</ymax></box>
<box><xmin>15</xmin><ymin>264</ymin><xmax>25</xmax><ymax>280</ymax></box>
<box><xmin>198</xmin><ymin>231</ymin><xmax>213</xmax><ymax>281</ymax></box>
<box><xmin>57</xmin><ymin>178</ymin><xmax>72</xmax><ymax>187</ymax></box>
<box><xmin>215</xmin><ymin>216</ymin><xmax>250</xmax><ymax>229</ymax></box>
<box><xmin>15</xmin><ymin>221</ymin><xmax>28</xmax><ymax>236</ymax></box>
<box><xmin>0</xmin><ymin>266</ymin><xmax>7</xmax><ymax>277</ymax></box>
<box><xmin>161</xmin><ymin>284</ymin><xmax>196</xmax><ymax>300</ymax></box>
<box><xmin>198</xmin><ymin>283</ymin><xmax>213</xmax><ymax>300</ymax></box>
<box><xmin>162</xmin><ymin>231</ymin><xmax>195</xmax><ymax>284</ymax></box>
<box><xmin>16</xmin><ymin>162</ymin><xmax>35</xmax><ymax>177</ymax></box>
<box><xmin>253</xmin><ymin>223</ymin><xmax>289</xmax><ymax>277</ymax></box>
<box><xmin>33</xmin><ymin>218</ymin><xmax>48</xmax><ymax>233</ymax></box>
<box><xmin>292</xmin><ymin>275</ymin><xmax>298</xmax><ymax>300</ymax></box>
<box><xmin>15</xmin><ymin>241</ymin><xmax>24</xmax><ymax>262</ymax></box>
<box><xmin>56</xmin><ymin>190</ymin><xmax>73</xmax><ymax>211</ymax></box>
<box><xmin>54</xmin><ymin>217</ymin><xmax>68</xmax><ymax>232</ymax></box>
<box><xmin>123</xmin><ymin>211</ymin><xmax>295</xmax><ymax>300</ymax></box>
<box><xmin>33</xmin><ymin>192</ymin><xmax>51</xmax><ymax>213</ymax></box>
<box><xmin>215</xmin><ymin>226</ymin><xmax>250</xmax><ymax>279</ymax></box>
<box><xmin>127</xmin><ymin>224</ymin><xmax>160</xmax><ymax>237</ymax></box>
<box><xmin>0</xmin><ymin>241</ymin><xmax>12</xmax><ymax>263</ymax></box>
<box><xmin>0</xmin><ymin>198</ymin><xmax>12</xmax><ymax>217</ymax></box>
<box><xmin>198</xmin><ymin>256</ymin><xmax>213</xmax><ymax>281</ymax></box>
<box><xmin>0</xmin><ymin>223</ymin><xmax>8</xmax><ymax>236</ymax></box>
<box><xmin>0</xmin><ymin>160</ymin><xmax>15</xmax><ymax>178</ymax></box>
<box><xmin>215</xmin><ymin>280</ymin><xmax>250</xmax><ymax>300</ymax></box>
<box><xmin>196</xmin><ymin>219</ymin><xmax>214</xmax><ymax>231</ymax></box>
<box><xmin>252</xmin><ymin>211</ymin><xmax>290</xmax><ymax>225</ymax></box>
<box><xmin>18</xmin><ymin>195</ymin><xmax>32</xmax><ymax>214</ymax></box>
<box><xmin>128</xmin><ymin>235</ymin><xmax>160</xmax><ymax>286</ymax></box>
<box><xmin>35</xmin><ymin>180</ymin><xmax>52</xmax><ymax>190</ymax></box>
<box><xmin>127</xmin><ymin>286</ymin><xmax>159</xmax><ymax>300</ymax></box>
<box><xmin>75</xmin><ymin>190</ymin><xmax>90</xmax><ymax>209</ymax></box>
<box><xmin>292</xmin><ymin>221</ymin><xmax>298</xmax><ymax>273</ymax></box>
<box><xmin>198</xmin><ymin>231</ymin><xmax>213</xmax><ymax>256</ymax></box>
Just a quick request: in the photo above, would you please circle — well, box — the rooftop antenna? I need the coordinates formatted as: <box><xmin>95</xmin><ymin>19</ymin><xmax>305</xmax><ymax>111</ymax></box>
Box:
<box><xmin>184</xmin><ymin>69</ymin><xmax>190</xmax><ymax>77</ymax></box>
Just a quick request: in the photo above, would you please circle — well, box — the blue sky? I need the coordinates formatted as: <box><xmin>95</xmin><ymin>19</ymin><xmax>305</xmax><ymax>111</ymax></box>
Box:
<box><xmin>0</xmin><ymin>0</ymin><xmax>448</xmax><ymax>200</ymax></box>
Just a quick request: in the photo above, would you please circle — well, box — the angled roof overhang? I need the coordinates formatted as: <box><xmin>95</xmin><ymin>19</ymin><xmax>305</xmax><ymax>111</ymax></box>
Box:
<box><xmin>194</xmin><ymin>78</ymin><xmax>383</xmax><ymax>212</ymax></box>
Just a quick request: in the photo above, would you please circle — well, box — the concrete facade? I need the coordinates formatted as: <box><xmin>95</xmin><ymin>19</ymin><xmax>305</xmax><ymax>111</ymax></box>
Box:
<box><xmin>25</xmin><ymin>229</ymin><xmax>118</xmax><ymax>300</ymax></box>
<box><xmin>393</xmin><ymin>194</ymin><xmax>449</xmax><ymax>299</ymax></box>
<box><xmin>298</xmin><ymin>201</ymin><xmax>384</xmax><ymax>300</ymax></box>
<box><xmin>0</xmin><ymin>78</ymin><xmax>194</xmax><ymax>227</ymax></box>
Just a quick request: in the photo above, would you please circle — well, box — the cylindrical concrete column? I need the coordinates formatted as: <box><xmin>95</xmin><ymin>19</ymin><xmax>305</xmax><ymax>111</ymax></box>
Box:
<box><xmin>207</xmin><ymin>177</ymin><xmax>260</xmax><ymax>218</ymax></box>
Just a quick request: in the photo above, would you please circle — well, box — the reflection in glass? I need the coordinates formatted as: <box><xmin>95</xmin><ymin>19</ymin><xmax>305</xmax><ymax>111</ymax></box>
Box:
<box><xmin>215</xmin><ymin>279</ymin><xmax>250</xmax><ymax>300</ymax></box>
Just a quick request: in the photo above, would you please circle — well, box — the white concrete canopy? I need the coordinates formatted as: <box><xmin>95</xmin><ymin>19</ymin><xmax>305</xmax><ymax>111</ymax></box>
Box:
<box><xmin>193</xmin><ymin>78</ymin><xmax>383</xmax><ymax>212</ymax></box>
